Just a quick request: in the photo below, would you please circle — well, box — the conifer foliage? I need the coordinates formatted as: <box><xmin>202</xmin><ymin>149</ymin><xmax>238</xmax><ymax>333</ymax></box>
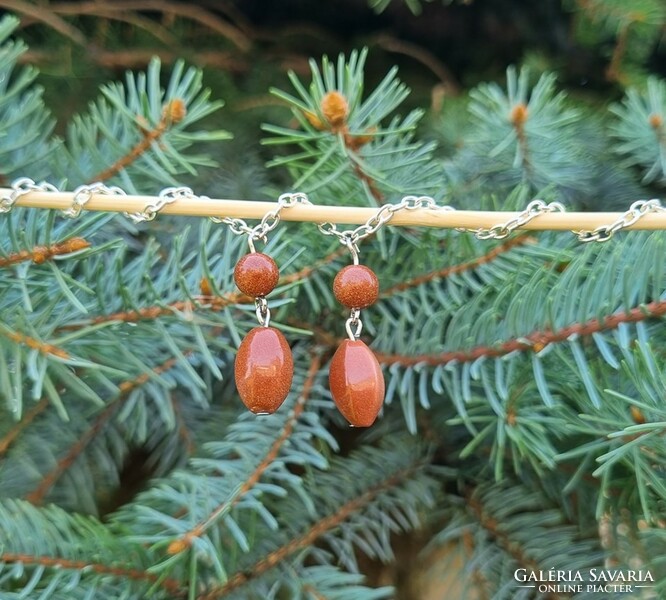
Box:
<box><xmin>0</xmin><ymin>7</ymin><xmax>665</xmax><ymax>600</ymax></box>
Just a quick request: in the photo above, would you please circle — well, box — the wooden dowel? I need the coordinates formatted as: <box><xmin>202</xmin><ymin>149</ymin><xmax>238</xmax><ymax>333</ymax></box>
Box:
<box><xmin>5</xmin><ymin>189</ymin><xmax>666</xmax><ymax>231</ymax></box>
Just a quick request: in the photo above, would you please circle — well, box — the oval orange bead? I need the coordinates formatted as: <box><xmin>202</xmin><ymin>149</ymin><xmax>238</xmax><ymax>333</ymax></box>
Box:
<box><xmin>329</xmin><ymin>339</ymin><xmax>385</xmax><ymax>427</ymax></box>
<box><xmin>235</xmin><ymin>326</ymin><xmax>293</xmax><ymax>414</ymax></box>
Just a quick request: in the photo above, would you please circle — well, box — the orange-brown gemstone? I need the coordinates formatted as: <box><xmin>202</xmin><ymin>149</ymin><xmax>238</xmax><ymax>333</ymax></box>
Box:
<box><xmin>329</xmin><ymin>339</ymin><xmax>385</xmax><ymax>427</ymax></box>
<box><xmin>235</xmin><ymin>326</ymin><xmax>293</xmax><ymax>414</ymax></box>
<box><xmin>234</xmin><ymin>253</ymin><xmax>279</xmax><ymax>297</ymax></box>
<box><xmin>333</xmin><ymin>265</ymin><xmax>379</xmax><ymax>309</ymax></box>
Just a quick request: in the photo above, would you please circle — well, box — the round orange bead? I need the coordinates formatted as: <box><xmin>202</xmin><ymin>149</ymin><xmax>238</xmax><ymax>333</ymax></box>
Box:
<box><xmin>333</xmin><ymin>265</ymin><xmax>379</xmax><ymax>309</ymax></box>
<box><xmin>234</xmin><ymin>253</ymin><xmax>279</xmax><ymax>297</ymax></box>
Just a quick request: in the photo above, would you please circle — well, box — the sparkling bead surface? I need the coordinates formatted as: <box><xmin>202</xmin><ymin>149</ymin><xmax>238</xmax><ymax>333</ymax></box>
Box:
<box><xmin>333</xmin><ymin>265</ymin><xmax>379</xmax><ymax>309</ymax></box>
<box><xmin>235</xmin><ymin>326</ymin><xmax>293</xmax><ymax>414</ymax></box>
<box><xmin>329</xmin><ymin>339</ymin><xmax>385</xmax><ymax>427</ymax></box>
<box><xmin>234</xmin><ymin>253</ymin><xmax>279</xmax><ymax>297</ymax></box>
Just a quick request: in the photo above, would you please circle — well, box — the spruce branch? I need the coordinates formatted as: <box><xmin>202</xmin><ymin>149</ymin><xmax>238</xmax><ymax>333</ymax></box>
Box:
<box><xmin>0</xmin><ymin>552</ymin><xmax>183</xmax><ymax>596</ymax></box>
<box><xmin>88</xmin><ymin>98</ymin><xmax>188</xmax><ymax>183</ymax></box>
<box><xmin>0</xmin><ymin>499</ymin><xmax>184</xmax><ymax>597</ymax></box>
<box><xmin>23</xmin><ymin>354</ymin><xmax>181</xmax><ymax>505</ymax></box>
<box><xmin>197</xmin><ymin>451</ymin><xmax>431</xmax><ymax>598</ymax></box>
<box><xmin>264</xmin><ymin>49</ymin><xmax>443</xmax><ymax>201</ymax></box>
<box><xmin>166</xmin><ymin>353</ymin><xmax>322</xmax><ymax>555</ymax></box>
<box><xmin>381</xmin><ymin>234</ymin><xmax>536</xmax><ymax>297</ymax></box>
<box><xmin>437</xmin><ymin>482</ymin><xmax>604</xmax><ymax>600</ymax></box>
<box><xmin>611</xmin><ymin>77</ymin><xmax>666</xmax><ymax>184</ymax></box>
<box><xmin>376</xmin><ymin>299</ymin><xmax>666</xmax><ymax>366</ymax></box>
<box><xmin>56</xmin><ymin>245</ymin><xmax>344</xmax><ymax>332</ymax></box>
<box><xmin>461</xmin><ymin>67</ymin><xmax>587</xmax><ymax>197</ymax></box>
<box><xmin>0</xmin><ymin>396</ymin><xmax>49</xmax><ymax>456</ymax></box>
<box><xmin>0</xmin><ymin>15</ymin><xmax>56</xmax><ymax>180</ymax></box>
<box><xmin>53</xmin><ymin>57</ymin><xmax>229</xmax><ymax>190</ymax></box>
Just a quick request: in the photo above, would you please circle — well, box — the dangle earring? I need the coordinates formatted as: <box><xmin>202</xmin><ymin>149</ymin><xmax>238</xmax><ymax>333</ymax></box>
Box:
<box><xmin>329</xmin><ymin>244</ymin><xmax>384</xmax><ymax>428</ymax></box>
<box><xmin>320</xmin><ymin>196</ymin><xmax>446</xmax><ymax>427</ymax></box>
<box><xmin>214</xmin><ymin>193</ymin><xmax>309</xmax><ymax>415</ymax></box>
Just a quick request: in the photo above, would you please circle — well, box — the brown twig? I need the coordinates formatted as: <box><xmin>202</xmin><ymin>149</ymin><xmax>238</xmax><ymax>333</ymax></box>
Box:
<box><xmin>0</xmin><ymin>397</ymin><xmax>50</xmax><ymax>457</ymax></box>
<box><xmin>374</xmin><ymin>34</ymin><xmax>460</xmax><ymax>93</ymax></box>
<box><xmin>606</xmin><ymin>23</ymin><xmax>630</xmax><ymax>83</ymax></box>
<box><xmin>2</xmin><ymin>0</ymin><xmax>86</xmax><ymax>45</ymax></box>
<box><xmin>49</xmin><ymin>1</ymin><xmax>251</xmax><ymax>51</ymax></box>
<box><xmin>196</xmin><ymin>462</ymin><xmax>425</xmax><ymax>599</ymax></box>
<box><xmin>0</xmin><ymin>552</ymin><xmax>183</xmax><ymax>596</ymax></box>
<box><xmin>381</xmin><ymin>235</ymin><xmax>535</xmax><ymax>297</ymax></box>
<box><xmin>375</xmin><ymin>299</ymin><xmax>666</xmax><ymax>366</ymax></box>
<box><xmin>0</xmin><ymin>238</ymin><xmax>90</xmax><ymax>268</ymax></box>
<box><xmin>24</xmin><ymin>355</ymin><xmax>182</xmax><ymax>505</ymax></box>
<box><xmin>57</xmin><ymin>247</ymin><xmax>344</xmax><ymax>332</ymax></box>
<box><xmin>167</xmin><ymin>354</ymin><xmax>321</xmax><ymax>555</ymax></box>
<box><xmin>19</xmin><ymin>49</ymin><xmax>248</xmax><ymax>72</ymax></box>
<box><xmin>171</xmin><ymin>393</ymin><xmax>196</xmax><ymax>457</ymax></box>
<box><xmin>1</xmin><ymin>328</ymin><xmax>69</xmax><ymax>359</ymax></box>
<box><xmin>88</xmin><ymin>99</ymin><xmax>187</xmax><ymax>183</ymax></box>
<box><xmin>302</xmin><ymin>584</ymin><xmax>328</xmax><ymax>600</ymax></box>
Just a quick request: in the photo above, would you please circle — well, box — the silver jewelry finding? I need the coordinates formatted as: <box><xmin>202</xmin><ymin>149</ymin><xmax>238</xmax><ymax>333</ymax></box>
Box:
<box><xmin>62</xmin><ymin>182</ymin><xmax>125</xmax><ymax>219</ymax></box>
<box><xmin>0</xmin><ymin>178</ymin><xmax>59</xmax><ymax>214</ymax></box>
<box><xmin>470</xmin><ymin>199</ymin><xmax>565</xmax><ymax>240</ymax></box>
<box><xmin>124</xmin><ymin>186</ymin><xmax>190</xmax><ymax>224</ymax></box>
<box><xmin>213</xmin><ymin>192</ymin><xmax>311</xmax><ymax>253</ymax></box>
<box><xmin>575</xmin><ymin>199</ymin><xmax>664</xmax><ymax>243</ymax></box>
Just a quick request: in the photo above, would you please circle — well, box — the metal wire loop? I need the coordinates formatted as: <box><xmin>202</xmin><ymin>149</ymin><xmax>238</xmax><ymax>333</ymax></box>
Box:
<box><xmin>471</xmin><ymin>199</ymin><xmax>565</xmax><ymax>240</ymax></box>
<box><xmin>255</xmin><ymin>297</ymin><xmax>271</xmax><ymax>327</ymax></box>
<box><xmin>345</xmin><ymin>308</ymin><xmax>363</xmax><ymax>340</ymax></box>
<box><xmin>0</xmin><ymin>178</ymin><xmax>59</xmax><ymax>214</ymax></box>
<box><xmin>575</xmin><ymin>199</ymin><xmax>664</xmax><ymax>243</ymax></box>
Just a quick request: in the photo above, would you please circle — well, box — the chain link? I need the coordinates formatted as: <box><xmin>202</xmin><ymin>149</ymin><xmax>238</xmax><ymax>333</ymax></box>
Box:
<box><xmin>319</xmin><ymin>195</ymin><xmax>452</xmax><ymax>263</ymax></box>
<box><xmin>212</xmin><ymin>191</ymin><xmax>312</xmax><ymax>252</ymax></box>
<box><xmin>0</xmin><ymin>178</ymin><xmax>59</xmax><ymax>214</ymax></box>
<box><xmin>469</xmin><ymin>199</ymin><xmax>565</xmax><ymax>240</ymax></box>
<box><xmin>124</xmin><ymin>186</ymin><xmax>192</xmax><ymax>223</ymax></box>
<box><xmin>62</xmin><ymin>182</ymin><xmax>126</xmax><ymax>219</ymax></box>
<box><xmin>574</xmin><ymin>199</ymin><xmax>664</xmax><ymax>243</ymax></box>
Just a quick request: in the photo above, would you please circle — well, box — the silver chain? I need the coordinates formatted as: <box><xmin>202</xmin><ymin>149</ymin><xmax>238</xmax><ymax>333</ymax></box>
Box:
<box><xmin>62</xmin><ymin>182</ymin><xmax>126</xmax><ymax>219</ymax></box>
<box><xmin>211</xmin><ymin>192</ymin><xmax>310</xmax><ymax>326</ymax></box>
<box><xmin>0</xmin><ymin>178</ymin><xmax>59</xmax><ymax>214</ymax></box>
<box><xmin>575</xmin><ymin>199</ymin><xmax>665</xmax><ymax>243</ymax></box>
<box><xmin>320</xmin><ymin>196</ymin><xmax>453</xmax><ymax>340</ymax></box>
<box><xmin>469</xmin><ymin>199</ymin><xmax>565</xmax><ymax>240</ymax></box>
<box><xmin>319</xmin><ymin>195</ymin><xmax>453</xmax><ymax>264</ymax></box>
<box><xmin>124</xmin><ymin>186</ymin><xmax>192</xmax><ymax>224</ymax></box>
<box><xmin>2</xmin><ymin>177</ymin><xmax>665</xmax><ymax>245</ymax></box>
<box><xmin>212</xmin><ymin>192</ymin><xmax>311</xmax><ymax>253</ymax></box>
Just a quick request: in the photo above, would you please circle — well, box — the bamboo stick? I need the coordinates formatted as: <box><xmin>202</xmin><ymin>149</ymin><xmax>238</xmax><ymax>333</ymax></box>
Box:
<box><xmin>5</xmin><ymin>189</ymin><xmax>666</xmax><ymax>231</ymax></box>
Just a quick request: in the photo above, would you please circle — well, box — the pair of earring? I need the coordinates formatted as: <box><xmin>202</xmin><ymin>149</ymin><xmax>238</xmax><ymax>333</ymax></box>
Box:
<box><xmin>221</xmin><ymin>193</ymin><xmax>440</xmax><ymax>427</ymax></box>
